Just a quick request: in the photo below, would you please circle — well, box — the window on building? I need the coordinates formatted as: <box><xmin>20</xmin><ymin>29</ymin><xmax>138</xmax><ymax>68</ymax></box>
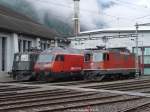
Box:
<box><xmin>144</xmin><ymin>68</ymin><xmax>150</xmax><ymax>75</ymax></box>
<box><xmin>47</xmin><ymin>44</ymin><xmax>50</xmax><ymax>48</ymax></box>
<box><xmin>133</xmin><ymin>48</ymin><xmax>142</xmax><ymax>55</ymax></box>
<box><xmin>28</xmin><ymin>41</ymin><xmax>31</xmax><ymax>51</ymax></box>
<box><xmin>144</xmin><ymin>56</ymin><xmax>150</xmax><ymax>64</ymax></box>
<box><xmin>18</xmin><ymin>39</ymin><xmax>22</xmax><ymax>52</ymax></box>
<box><xmin>2</xmin><ymin>37</ymin><xmax>6</xmax><ymax>71</ymax></box>
<box><xmin>44</xmin><ymin>43</ymin><xmax>46</xmax><ymax>50</ymax></box>
<box><xmin>144</xmin><ymin>48</ymin><xmax>150</xmax><ymax>55</ymax></box>
<box><xmin>40</xmin><ymin>43</ymin><xmax>44</xmax><ymax>50</ymax></box>
<box><xmin>23</xmin><ymin>40</ymin><xmax>26</xmax><ymax>52</ymax></box>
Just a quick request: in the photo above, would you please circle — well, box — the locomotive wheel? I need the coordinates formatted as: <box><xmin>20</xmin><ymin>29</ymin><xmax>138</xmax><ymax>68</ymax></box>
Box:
<box><xmin>36</xmin><ymin>74</ymin><xmax>46</xmax><ymax>81</ymax></box>
<box><xmin>16</xmin><ymin>74</ymin><xmax>31</xmax><ymax>81</ymax></box>
<box><xmin>45</xmin><ymin>76</ymin><xmax>55</xmax><ymax>82</ymax></box>
<box><xmin>84</xmin><ymin>73</ymin><xmax>105</xmax><ymax>81</ymax></box>
<box><xmin>92</xmin><ymin>74</ymin><xmax>105</xmax><ymax>81</ymax></box>
<box><xmin>129</xmin><ymin>72</ymin><xmax>136</xmax><ymax>79</ymax></box>
<box><xmin>83</xmin><ymin>73</ymin><xmax>91</xmax><ymax>80</ymax></box>
<box><xmin>16</xmin><ymin>75</ymin><xmax>23</xmax><ymax>81</ymax></box>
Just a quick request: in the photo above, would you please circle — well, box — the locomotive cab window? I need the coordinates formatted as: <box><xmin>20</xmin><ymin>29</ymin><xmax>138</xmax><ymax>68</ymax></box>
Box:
<box><xmin>55</xmin><ymin>55</ymin><xmax>64</xmax><ymax>61</ymax></box>
<box><xmin>37</xmin><ymin>54</ymin><xmax>54</xmax><ymax>63</ymax></box>
<box><xmin>84</xmin><ymin>54</ymin><xmax>91</xmax><ymax>62</ymax></box>
<box><xmin>103</xmin><ymin>53</ymin><xmax>109</xmax><ymax>61</ymax></box>
<box><xmin>93</xmin><ymin>52</ymin><xmax>103</xmax><ymax>62</ymax></box>
<box><xmin>14</xmin><ymin>54</ymin><xmax>20</xmax><ymax>62</ymax></box>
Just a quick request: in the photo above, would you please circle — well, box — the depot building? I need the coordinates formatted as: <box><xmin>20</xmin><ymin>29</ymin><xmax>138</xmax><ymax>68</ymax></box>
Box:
<box><xmin>0</xmin><ymin>5</ymin><xmax>70</xmax><ymax>72</ymax></box>
<box><xmin>68</xmin><ymin>27</ymin><xmax>150</xmax><ymax>75</ymax></box>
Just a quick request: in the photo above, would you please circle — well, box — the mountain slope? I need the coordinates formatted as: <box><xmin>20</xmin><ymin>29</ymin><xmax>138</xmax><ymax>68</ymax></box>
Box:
<box><xmin>0</xmin><ymin>0</ymin><xmax>73</xmax><ymax>35</ymax></box>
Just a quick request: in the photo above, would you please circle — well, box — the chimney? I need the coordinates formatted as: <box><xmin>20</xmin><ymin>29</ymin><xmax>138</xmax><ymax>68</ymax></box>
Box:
<box><xmin>73</xmin><ymin>0</ymin><xmax>80</xmax><ymax>36</ymax></box>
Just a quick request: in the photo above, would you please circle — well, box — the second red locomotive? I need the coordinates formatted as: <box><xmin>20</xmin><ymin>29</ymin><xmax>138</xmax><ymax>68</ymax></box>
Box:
<box><xmin>83</xmin><ymin>48</ymin><xmax>138</xmax><ymax>80</ymax></box>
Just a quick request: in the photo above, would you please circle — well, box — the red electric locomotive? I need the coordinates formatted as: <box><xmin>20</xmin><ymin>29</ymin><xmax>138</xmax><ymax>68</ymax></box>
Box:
<box><xmin>34</xmin><ymin>47</ymin><xmax>84</xmax><ymax>81</ymax></box>
<box><xmin>34</xmin><ymin>47</ymin><xmax>140</xmax><ymax>82</ymax></box>
<box><xmin>83</xmin><ymin>48</ymin><xmax>139</xmax><ymax>80</ymax></box>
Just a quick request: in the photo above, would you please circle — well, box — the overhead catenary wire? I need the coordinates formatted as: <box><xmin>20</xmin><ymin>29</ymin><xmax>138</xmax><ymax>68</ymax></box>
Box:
<box><xmin>114</xmin><ymin>0</ymin><xmax>150</xmax><ymax>10</ymax></box>
<box><xmin>68</xmin><ymin>33</ymin><xmax>137</xmax><ymax>41</ymax></box>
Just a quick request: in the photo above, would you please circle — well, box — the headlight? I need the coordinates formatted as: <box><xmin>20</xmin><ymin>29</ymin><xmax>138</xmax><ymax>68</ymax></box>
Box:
<box><xmin>44</xmin><ymin>63</ymin><xmax>51</xmax><ymax>68</ymax></box>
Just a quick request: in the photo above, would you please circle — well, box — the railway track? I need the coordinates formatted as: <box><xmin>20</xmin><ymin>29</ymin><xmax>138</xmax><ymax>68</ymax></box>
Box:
<box><xmin>0</xmin><ymin>82</ymin><xmax>147</xmax><ymax>112</ymax></box>
<box><xmin>82</xmin><ymin>79</ymin><xmax>150</xmax><ymax>92</ymax></box>
<box><xmin>0</xmin><ymin>93</ymin><xmax>142</xmax><ymax>112</ymax></box>
<box><xmin>1</xmin><ymin>77</ymin><xmax>150</xmax><ymax>111</ymax></box>
<box><xmin>121</xmin><ymin>101</ymin><xmax>150</xmax><ymax>112</ymax></box>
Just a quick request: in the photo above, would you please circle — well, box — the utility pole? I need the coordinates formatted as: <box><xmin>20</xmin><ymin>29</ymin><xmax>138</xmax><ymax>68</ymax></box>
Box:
<box><xmin>135</xmin><ymin>23</ymin><xmax>139</xmax><ymax>78</ymax></box>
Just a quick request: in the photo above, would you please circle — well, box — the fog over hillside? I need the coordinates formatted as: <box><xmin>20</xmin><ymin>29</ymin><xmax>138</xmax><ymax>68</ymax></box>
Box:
<box><xmin>0</xmin><ymin>0</ymin><xmax>115</xmax><ymax>35</ymax></box>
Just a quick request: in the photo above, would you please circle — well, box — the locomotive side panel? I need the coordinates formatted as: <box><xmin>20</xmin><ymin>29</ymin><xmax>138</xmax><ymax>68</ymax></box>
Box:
<box><xmin>52</xmin><ymin>55</ymin><xmax>64</xmax><ymax>73</ymax></box>
<box><xmin>83</xmin><ymin>50</ymin><xmax>137</xmax><ymax>80</ymax></box>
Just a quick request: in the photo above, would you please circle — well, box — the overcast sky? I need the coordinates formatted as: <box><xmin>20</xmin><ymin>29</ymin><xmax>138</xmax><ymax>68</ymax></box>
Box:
<box><xmin>27</xmin><ymin>0</ymin><xmax>150</xmax><ymax>30</ymax></box>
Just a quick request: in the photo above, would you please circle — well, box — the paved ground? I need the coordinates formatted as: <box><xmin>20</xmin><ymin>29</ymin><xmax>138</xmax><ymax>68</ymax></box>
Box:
<box><xmin>0</xmin><ymin>72</ymin><xmax>14</xmax><ymax>82</ymax></box>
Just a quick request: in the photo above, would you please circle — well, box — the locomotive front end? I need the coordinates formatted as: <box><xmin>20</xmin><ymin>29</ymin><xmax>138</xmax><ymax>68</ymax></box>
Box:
<box><xmin>34</xmin><ymin>53</ymin><xmax>54</xmax><ymax>81</ymax></box>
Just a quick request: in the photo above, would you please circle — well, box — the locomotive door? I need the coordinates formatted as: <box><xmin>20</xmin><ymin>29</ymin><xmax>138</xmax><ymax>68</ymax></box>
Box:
<box><xmin>114</xmin><ymin>53</ymin><xmax>121</xmax><ymax>68</ymax></box>
<box><xmin>84</xmin><ymin>53</ymin><xmax>92</xmax><ymax>69</ymax></box>
<box><xmin>55</xmin><ymin>55</ymin><xmax>64</xmax><ymax>72</ymax></box>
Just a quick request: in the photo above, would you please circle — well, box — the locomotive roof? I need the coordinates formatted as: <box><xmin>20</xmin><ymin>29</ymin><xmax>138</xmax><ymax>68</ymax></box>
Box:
<box><xmin>84</xmin><ymin>49</ymin><xmax>132</xmax><ymax>55</ymax></box>
<box><xmin>41</xmin><ymin>47</ymin><xmax>83</xmax><ymax>55</ymax></box>
<box><xmin>107</xmin><ymin>47</ymin><xmax>130</xmax><ymax>53</ymax></box>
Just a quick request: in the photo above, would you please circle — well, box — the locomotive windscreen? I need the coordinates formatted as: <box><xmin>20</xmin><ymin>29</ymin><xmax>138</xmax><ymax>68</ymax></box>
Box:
<box><xmin>93</xmin><ymin>52</ymin><xmax>103</xmax><ymax>62</ymax></box>
<box><xmin>37</xmin><ymin>54</ymin><xmax>54</xmax><ymax>63</ymax></box>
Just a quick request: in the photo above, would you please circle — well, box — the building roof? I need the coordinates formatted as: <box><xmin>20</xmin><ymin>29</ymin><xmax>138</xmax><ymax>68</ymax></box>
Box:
<box><xmin>0</xmin><ymin>4</ymin><xmax>58</xmax><ymax>39</ymax></box>
<box><xmin>80</xmin><ymin>27</ymin><xmax>150</xmax><ymax>35</ymax></box>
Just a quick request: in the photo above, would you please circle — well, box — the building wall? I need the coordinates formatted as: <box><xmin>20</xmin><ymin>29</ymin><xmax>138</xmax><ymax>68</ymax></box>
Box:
<box><xmin>70</xmin><ymin>32</ymin><xmax>150</xmax><ymax>50</ymax></box>
<box><xmin>0</xmin><ymin>31</ymin><xmax>56</xmax><ymax>73</ymax></box>
<box><xmin>0</xmin><ymin>33</ymin><xmax>11</xmax><ymax>72</ymax></box>
<box><xmin>69</xmin><ymin>30</ymin><xmax>150</xmax><ymax>75</ymax></box>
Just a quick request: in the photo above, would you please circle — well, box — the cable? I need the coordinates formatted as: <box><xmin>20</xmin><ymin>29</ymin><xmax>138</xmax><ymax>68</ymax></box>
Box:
<box><xmin>134</xmin><ymin>14</ymin><xmax>150</xmax><ymax>20</ymax></box>
<box><xmin>114</xmin><ymin>0</ymin><xmax>149</xmax><ymax>10</ymax></box>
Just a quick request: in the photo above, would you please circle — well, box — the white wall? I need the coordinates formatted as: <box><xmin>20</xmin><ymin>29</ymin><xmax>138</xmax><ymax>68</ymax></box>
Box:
<box><xmin>0</xmin><ymin>31</ymin><xmax>55</xmax><ymax>72</ymax></box>
<box><xmin>70</xmin><ymin>31</ymin><xmax>150</xmax><ymax>51</ymax></box>
<box><xmin>5</xmin><ymin>33</ymin><xmax>19</xmax><ymax>72</ymax></box>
